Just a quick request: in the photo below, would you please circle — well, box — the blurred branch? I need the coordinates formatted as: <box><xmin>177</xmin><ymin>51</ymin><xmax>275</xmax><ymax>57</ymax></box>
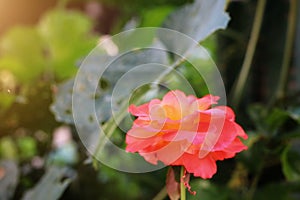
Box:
<box><xmin>93</xmin><ymin>98</ymin><xmax>134</xmax><ymax>162</ymax></box>
<box><xmin>275</xmin><ymin>0</ymin><xmax>298</xmax><ymax>100</ymax></box>
<box><xmin>152</xmin><ymin>186</ymin><xmax>167</xmax><ymax>200</ymax></box>
<box><xmin>231</xmin><ymin>0</ymin><xmax>266</xmax><ymax>108</ymax></box>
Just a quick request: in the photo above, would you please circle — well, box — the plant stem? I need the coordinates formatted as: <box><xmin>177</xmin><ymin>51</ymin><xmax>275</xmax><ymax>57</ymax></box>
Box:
<box><xmin>152</xmin><ymin>186</ymin><xmax>167</xmax><ymax>200</ymax></box>
<box><xmin>180</xmin><ymin>166</ymin><xmax>186</xmax><ymax>200</ymax></box>
<box><xmin>93</xmin><ymin>96</ymin><xmax>140</xmax><ymax>160</ymax></box>
<box><xmin>275</xmin><ymin>0</ymin><xmax>298</xmax><ymax>100</ymax></box>
<box><xmin>154</xmin><ymin>56</ymin><xmax>188</xmax><ymax>84</ymax></box>
<box><xmin>231</xmin><ymin>0</ymin><xmax>266</xmax><ymax>108</ymax></box>
<box><xmin>246</xmin><ymin>156</ymin><xmax>265</xmax><ymax>200</ymax></box>
<box><xmin>93</xmin><ymin>51</ymin><xmax>189</xmax><ymax>160</ymax></box>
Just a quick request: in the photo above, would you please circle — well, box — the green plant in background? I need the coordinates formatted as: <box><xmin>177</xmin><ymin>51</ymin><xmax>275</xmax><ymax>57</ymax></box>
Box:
<box><xmin>0</xmin><ymin>8</ymin><xmax>97</xmax><ymax>113</ymax></box>
<box><xmin>0</xmin><ymin>0</ymin><xmax>300</xmax><ymax>199</ymax></box>
<box><xmin>0</xmin><ymin>5</ymin><xmax>97</xmax><ymax>200</ymax></box>
<box><xmin>38</xmin><ymin>9</ymin><xmax>97</xmax><ymax>79</ymax></box>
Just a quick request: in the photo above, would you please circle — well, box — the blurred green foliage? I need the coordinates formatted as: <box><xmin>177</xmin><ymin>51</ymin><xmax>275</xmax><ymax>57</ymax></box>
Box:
<box><xmin>0</xmin><ymin>0</ymin><xmax>299</xmax><ymax>200</ymax></box>
<box><xmin>38</xmin><ymin>9</ymin><xmax>97</xmax><ymax>79</ymax></box>
<box><xmin>100</xmin><ymin>0</ymin><xmax>190</xmax><ymax>14</ymax></box>
<box><xmin>0</xmin><ymin>8</ymin><xmax>97</xmax><ymax>113</ymax></box>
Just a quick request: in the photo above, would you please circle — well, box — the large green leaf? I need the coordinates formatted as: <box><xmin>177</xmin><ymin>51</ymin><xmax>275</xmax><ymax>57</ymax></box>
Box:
<box><xmin>0</xmin><ymin>27</ymin><xmax>45</xmax><ymax>83</ymax></box>
<box><xmin>51</xmin><ymin>40</ymin><xmax>169</xmax><ymax>151</ymax></box>
<box><xmin>52</xmin><ymin>42</ymin><xmax>168</xmax><ymax>121</ymax></box>
<box><xmin>21</xmin><ymin>166</ymin><xmax>74</xmax><ymax>200</ymax></box>
<box><xmin>248</xmin><ymin>104</ymin><xmax>290</xmax><ymax>136</ymax></box>
<box><xmin>0</xmin><ymin>137</ymin><xmax>18</xmax><ymax>160</ymax></box>
<box><xmin>281</xmin><ymin>140</ymin><xmax>300</xmax><ymax>182</ymax></box>
<box><xmin>0</xmin><ymin>160</ymin><xmax>19</xmax><ymax>200</ymax></box>
<box><xmin>38</xmin><ymin>9</ymin><xmax>97</xmax><ymax>79</ymax></box>
<box><xmin>51</xmin><ymin>79</ymin><xmax>75</xmax><ymax>124</ymax></box>
<box><xmin>159</xmin><ymin>0</ymin><xmax>229</xmax><ymax>54</ymax></box>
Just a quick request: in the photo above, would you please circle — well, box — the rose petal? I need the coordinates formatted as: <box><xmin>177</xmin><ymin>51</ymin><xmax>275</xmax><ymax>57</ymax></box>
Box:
<box><xmin>171</xmin><ymin>153</ymin><xmax>217</xmax><ymax>179</ymax></box>
<box><xmin>156</xmin><ymin>141</ymin><xmax>188</xmax><ymax>165</ymax></box>
<box><xmin>166</xmin><ymin>167</ymin><xmax>180</xmax><ymax>200</ymax></box>
<box><xmin>125</xmin><ymin>90</ymin><xmax>248</xmax><ymax>179</ymax></box>
<box><xmin>194</xmin><ymin>95</ymin><xmax>220</xmax><ymax>111</ymax></box>
<box><xmin>128</xmin><ymin>103</ymin><xmax>149</xmax><ymax>117</ymax></box>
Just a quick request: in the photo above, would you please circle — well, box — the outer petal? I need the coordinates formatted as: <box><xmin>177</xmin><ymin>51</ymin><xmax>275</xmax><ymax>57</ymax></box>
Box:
<box><xmin>222</xmin><ymin>138</ymin><xmax>248</xmax><ymax>153</ymax></box>
<box><xmin>211</xmin><ymin>150</ymin><xmax>236</xmax><ymax>160</ymax></box>
<box><xmin>211</xmin><ymin>138</ymin><xmax>247</xmax><ymax>161</ymax></box>
<box><xmin>129</xmin><ymin>99</ymin><xmax>161</xmax><ymax>117</ymax></box>
<box><xmin>233</xmin><ymin>123</ymin><xmax>248</xmax><ymax>139</ymax></box>
<box><xmin>212</xmin><ymin>120</ymin><xmax>241</xmax><ymax>151</ymax></box>
<box><xmin>211</xmin><ymin>106</ymin><xmax>235</xmax><ymax>121</ymax></box>
<box><xmin>194</xmin><ymin>95</ymin><xmax>220</xmax><ymax>111</ymax></box>
<box><xmin>191</xmin><ymin>155</ymin><xmax>217</xmax><ymax>179</ymax></box>
<box><xmin>171</xmin><ymin>153</ymin><xmax>217</xmax><ymax>179</ymax></box>
<box><xmin>125</xmin><ymin>135</ymin><xmax>157</xmax><ymax>152</ymax></box>
<box><xmin>128</xmin><ymin>103</ymin><xmax>149</xmax><ymax>117</ymax></box>
<box><xmin>140</xmin><ymin>152</ymin><xmax>158</xmax><ymax>165</ymax></box>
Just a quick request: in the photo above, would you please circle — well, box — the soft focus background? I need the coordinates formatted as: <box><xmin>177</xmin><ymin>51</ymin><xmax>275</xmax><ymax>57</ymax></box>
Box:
<box><xmin>0</xmin><ymin>0</ymin><xmax>300</xmax><ymax>199</ymax></box>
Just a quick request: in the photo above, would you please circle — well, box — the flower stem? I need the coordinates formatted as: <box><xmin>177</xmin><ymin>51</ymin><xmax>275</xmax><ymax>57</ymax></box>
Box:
<box><xmin>180</xmin><ymin>166</ymin><xmax>186</xmax><ymax>200</ymax></box>
<box><xmin>275</xmin><ymin>0</ymin><xmax>298</xmax><ymax>100</ymax></box>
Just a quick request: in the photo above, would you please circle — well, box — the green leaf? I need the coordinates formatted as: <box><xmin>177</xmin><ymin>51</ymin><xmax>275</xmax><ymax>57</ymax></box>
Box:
<box><xmin>38</xmin><ymin>9</ymin><xmax>97</xmax><ymax>79</ymax></box>
<box><xmin>21</xmin><ymin>166</ymin><xmax>74</xmax><ymax>200</ymax></box>
<box><xmin>51</xmin><ymin>40</ymin><xmax>169</xmax><ymax>151</ymax></box>
<box><xmin>52</xmin><ymin>43</ymin><xmax>168</xmax><ymax>123</ymax></box>
<box><xmin>16</xmin><ymin>136</ymin><xmax>37</xmax><ymax>161</ymax></box>
<box><xmin>281</xmin><ymin>140</ymin><xmax>300</xmax><ymax>181</ymax></box>
<box><xmin>0</xmin><ymin>27</ymin><xmax>45</xmax><ymax>83</ymax></box>
<box><xmin>238</xmin><ymin>136</ymin><xmax>266</xmax><ymax>173</ymax></box>
<box><xmin>0</xmin><ymin>137</ymin><xmax>18</xmax><ymax>160</ymax></box>
<box><xmin>266</xmin><ymin>108</ymin><xmax>290</xmax><ymax>134</ymax></box>
<box><xmin>140</xmin><ymin>6</ymin><xmax>175</xmax><ymax>27</ymax></box>
<box><xmin>50</xmin><ymin>79</ymin><xmax>75</xmax><ymax>124</ymax></box>
<box><xmin>0</xmin><ymin>92</ymin><xmax>15</xmax><ymax>113</ymax></box>
<box><xmin>248</xmin><ymin>104</ymin><xmax>290</xmax><ymax>136</ymax></box>
<box><xmin>160</xmin><ymin>0</ymin><xmax>229</xmax><ymax>54</ymax></box>
<box><xmin>0</xmin><ymin>160</ymin><xmax>19</xmax><ymax>200</ymax></box>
